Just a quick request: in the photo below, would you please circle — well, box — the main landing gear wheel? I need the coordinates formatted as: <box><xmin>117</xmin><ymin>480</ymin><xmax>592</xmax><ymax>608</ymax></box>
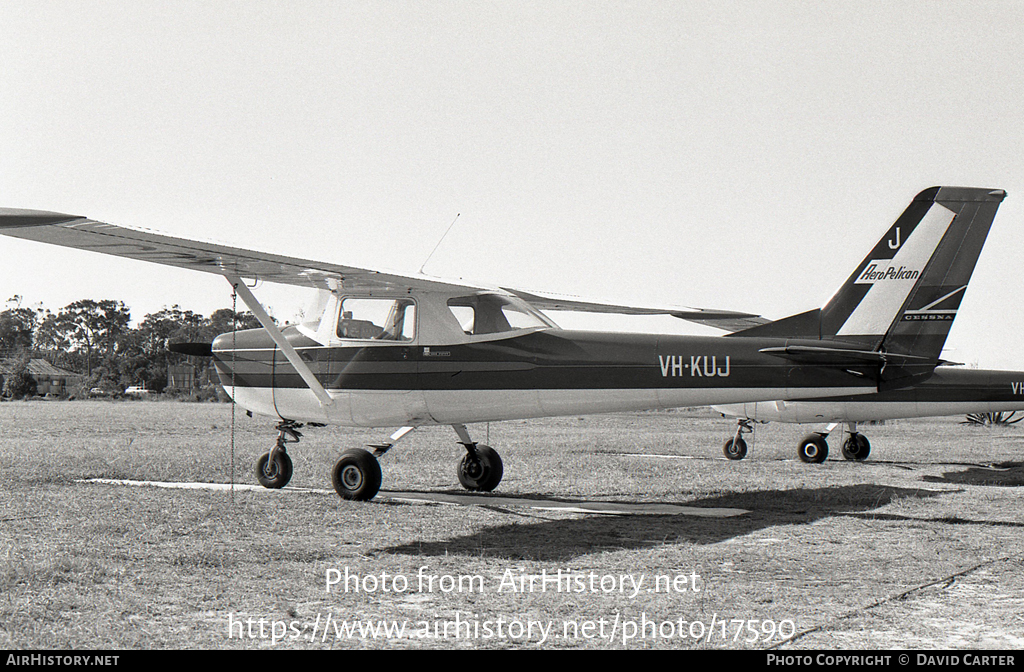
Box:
<box><xmin>332</xmin><ymin>449</ymin><xmax>382</xmax><ymax>501</ymax></box>
<box><xmin>457</xmin><ymin>444</ymin><xmax>503</xmax><ymax>492</ymax></box>
<box><xmin>723</xmin><ymin>437</ymin><xmax>747</xmax><ymax>460</ymax></box>
<box><xmin>842</xmin><ymin>433</ymin><xmax>871</xmax><ymax>461</ymax></box>
<box><xmin>798</xmin><ymin>434</ymin><xmax>829</xmax><ymax>463</ymax></box>
<box><xmin>255</xmin><ymin>451</ymin><xmax>293</xmax><ymax>489</ymax></box>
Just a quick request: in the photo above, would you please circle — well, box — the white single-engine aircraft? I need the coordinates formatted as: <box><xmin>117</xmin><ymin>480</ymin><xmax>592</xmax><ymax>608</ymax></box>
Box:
<box><xmin>0</xmin><ymin>186</ymin><xmax>1007</xmax><ymax>500</ymax></box>
<box><xmin>713</xmin><ymin>365</ymin><xmax>1024</xmax><ymax>464</ymax></box>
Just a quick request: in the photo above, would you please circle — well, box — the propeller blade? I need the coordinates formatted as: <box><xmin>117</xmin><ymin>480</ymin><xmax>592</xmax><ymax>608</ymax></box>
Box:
<box><xmin>168</xmin><ymin>341</ymin><xmax>213</xmax><ymax>357</ymax></box>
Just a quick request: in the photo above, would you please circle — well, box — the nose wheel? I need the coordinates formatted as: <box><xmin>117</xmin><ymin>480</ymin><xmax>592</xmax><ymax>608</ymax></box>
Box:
<box><xmin>723</xmin><ymin>418</ymin><xmax>754</xmax><ymax>460</ymax></box>
<box><xmin>255</xmin><ymin>420</ymin><xmax>305</xmax><ymax>488</ymax></box>
<box><xmin>723</xmin><ymin>437</ymin><xmax>747</xmax><ymax>460</ymax></box>
<box><xmin>256</xmin><ymin>451</ymin><xmax>293</xmax><ymax>488</ymax></box>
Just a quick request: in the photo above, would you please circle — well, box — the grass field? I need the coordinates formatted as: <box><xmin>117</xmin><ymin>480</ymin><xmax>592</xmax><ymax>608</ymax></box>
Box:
<box><xmin>1</xmin><ymin>399</ymin><xmax>1022</xmax><ymax>649</ymax></box>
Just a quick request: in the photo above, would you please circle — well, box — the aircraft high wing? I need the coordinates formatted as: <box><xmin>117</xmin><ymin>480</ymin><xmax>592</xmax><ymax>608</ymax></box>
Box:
<box><xmin>0</xmin><ymin>207</ymin><xmax>764</xmax><ymax>325</ymax></box>
<box><xmin>499</xmin><ymin>288</ymin><xmax>770</xmax><ymax>332</ymax></box>
<box><xmin>0</xmin><ymin>208</ymin><xmax>481</xmax><ymax>293</ymax></box>
<box><xmin>0</xmin><ymin>186</ymin><xmax>1008</xmax><ymax>501</ymax></box>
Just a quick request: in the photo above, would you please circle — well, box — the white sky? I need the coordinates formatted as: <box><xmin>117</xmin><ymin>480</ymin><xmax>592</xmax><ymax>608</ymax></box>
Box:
<box><xmin>2</xmin><ymin>1</ymin><xmax>1022</xmax><ymax>368</ymax></box>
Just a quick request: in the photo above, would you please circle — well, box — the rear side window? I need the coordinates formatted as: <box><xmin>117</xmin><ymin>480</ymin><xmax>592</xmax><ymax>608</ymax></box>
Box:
<box><xmin>446</xmin><ymin>294</ymin><xmax>554</xmax><ymax>335</ymax></box>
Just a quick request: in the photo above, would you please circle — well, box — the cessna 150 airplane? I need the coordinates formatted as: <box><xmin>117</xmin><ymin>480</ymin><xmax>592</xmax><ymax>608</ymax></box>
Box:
<box><xmin>713</xmin><ymin>365</ymin><xmax>1024</xmax><ymax>464</ymax></box>
<box><xmin>0</xmin><ymin>186</ymin><xmax>1007</xmax><ymax>501</ymax></box>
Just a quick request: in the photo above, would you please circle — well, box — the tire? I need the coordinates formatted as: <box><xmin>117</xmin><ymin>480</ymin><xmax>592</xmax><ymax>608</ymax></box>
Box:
<box><xmin>457</xmin><ymin>444</ymin><xmax>503</xmax><ymax>492</ymax></box>
<box><xmin>842</xmin><ymin>434</ymin><xmax>871</xmax><ymax>461</ymax></box>
<box><xmin>331</xmin><ymin>449</ymin><xmax>382</xmax><ymax>501</ymax></box>
<box><xmin>798</xmin><ymin>434</ymin><xmax>829</xmax><ymax>463</ymax></box>
<box><xmin>256</xmin><ymin>451</ymin><xmax>293</xmax><ymax>489</ymax></box>
<box><xmin>723</xmin><ymin>437</ymin><xmax>747</xmax><ymax>460</ymax></box>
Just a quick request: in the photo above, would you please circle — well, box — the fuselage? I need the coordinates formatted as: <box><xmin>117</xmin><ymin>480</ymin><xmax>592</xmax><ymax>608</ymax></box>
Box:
<box><xmin>713</xmin><ymin>367</ymin><xmax>1024</xmax><ymax>424</ymax></box>
<box><xmin>211</xmin><ymin>325</ymin><xmax>879</xmax><ymax>426</ymax></box>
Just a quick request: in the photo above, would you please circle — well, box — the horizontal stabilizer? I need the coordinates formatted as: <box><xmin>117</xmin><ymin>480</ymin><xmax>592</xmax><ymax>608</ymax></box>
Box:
<box><xmin>759</xmin><ymin>343</ymin><xmax>950</xmax><ymax>390</ymax></box>
<box><xmin>758</xmin><ymin>345</ymin><xmax>938</xmax><ymax>367</ymax></box>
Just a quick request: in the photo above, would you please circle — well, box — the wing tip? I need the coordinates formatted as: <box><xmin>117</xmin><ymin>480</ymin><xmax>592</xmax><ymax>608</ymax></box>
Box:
<box><xmin>0</xmin><ymin>208</ymin><xmax>83</xmax><ymax>229</ymax></box>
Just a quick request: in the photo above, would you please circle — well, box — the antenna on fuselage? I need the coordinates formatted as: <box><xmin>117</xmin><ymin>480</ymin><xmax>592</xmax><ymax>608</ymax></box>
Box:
<box><xmin>418</xmin><ymin>213</ymin><xmax>460</xmax><ymax>275</ymax></box>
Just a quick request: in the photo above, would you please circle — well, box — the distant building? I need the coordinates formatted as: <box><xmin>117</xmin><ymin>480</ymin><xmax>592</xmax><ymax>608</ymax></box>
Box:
<box><xmin>167</xmin><ymin>363</ymin><xmax>196</xmax><ymax>391</ymax></box>
<box><xmin>0</xmin><ymin>358</ymin><xmax>83</xmax><ymax>396</ymax></box>
<box><xmin>168</xmin><ymin>362</ymin><xmax>217</xmax><ymax>391</ymax></box>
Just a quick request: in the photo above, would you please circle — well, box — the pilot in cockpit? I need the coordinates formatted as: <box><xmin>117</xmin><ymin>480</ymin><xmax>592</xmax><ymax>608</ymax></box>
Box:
<box><xmin>338</xmin><ymin>310</ymin><xmax>383</xmax><ymax>339</ymax></box>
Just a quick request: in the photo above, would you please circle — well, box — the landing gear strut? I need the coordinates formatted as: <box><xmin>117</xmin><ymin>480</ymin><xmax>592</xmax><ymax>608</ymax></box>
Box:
<box><xmin>255</xmin><ymin>420</ymin><xmax>302</xmax><ymax>488</ymax></box>
<box><xmin>723</xmin><ymin>418</ymin><xmax>753</xmax><ymax>460</ymax></box>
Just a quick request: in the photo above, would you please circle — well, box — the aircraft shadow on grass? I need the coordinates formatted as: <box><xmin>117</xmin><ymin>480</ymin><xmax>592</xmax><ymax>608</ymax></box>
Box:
<box><xmin>381</xmin><ymin>484</ymin><xmax>957</xmax><ymax>562</ymax></box>
<box><xmin>921</xmin><ymin>461</ymin><xmax>1024</xmax><ymax>487</ymax></box>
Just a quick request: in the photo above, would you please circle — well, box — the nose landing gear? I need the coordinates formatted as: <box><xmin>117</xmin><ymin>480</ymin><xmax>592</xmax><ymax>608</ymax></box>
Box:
<box><xmin>255</xmin><ymin>420</ymin><xmax>303</xmax><ymax>488</ymax></box>
<box><xmin>723</xmin><ymin>418</ymin><xmax>754</xmax><ymax>460</ymax></box>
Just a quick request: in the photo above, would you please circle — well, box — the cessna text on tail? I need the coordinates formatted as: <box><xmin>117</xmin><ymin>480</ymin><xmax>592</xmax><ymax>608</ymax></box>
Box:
<box><xmin>0</xmin><ymin>186</ymin><xmax>1007</xmax><ymax>500</ymax></box>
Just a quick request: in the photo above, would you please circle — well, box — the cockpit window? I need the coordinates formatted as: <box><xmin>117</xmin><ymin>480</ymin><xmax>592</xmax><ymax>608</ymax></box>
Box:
<box><xmin>446</xmin><ymin>294</ymin><xmax>555</xmax><ymax>335</ymax></box>
<box><xmin>338</xmin><ymin>298</ymin><xmax>416</xmax><ymax>341</ymax></box>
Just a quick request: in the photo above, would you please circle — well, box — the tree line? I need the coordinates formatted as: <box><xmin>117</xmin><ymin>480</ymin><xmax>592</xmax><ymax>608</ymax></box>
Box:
<box><xmin>1</xmin><ymin>295</ymin><xmax>262</xmax><ymax>397</ymax></box>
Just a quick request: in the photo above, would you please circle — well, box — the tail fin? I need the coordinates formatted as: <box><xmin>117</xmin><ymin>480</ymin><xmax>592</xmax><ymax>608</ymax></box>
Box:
<box><xmin>732</xmin><ymin>187</ymin><xmax>1006</xmax><ymax>361</ymax></box>
<box><xmin>873</xmin><ymin>187</ymin><xmax>1005</xmax><ymax>361</ymax></box>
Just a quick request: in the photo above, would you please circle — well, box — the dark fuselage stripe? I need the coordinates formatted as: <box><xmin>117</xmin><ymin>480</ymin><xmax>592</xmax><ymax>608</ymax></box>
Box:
<box><xmin>211</xmin><ymin>329</ymin><xmax>879</xmax><ymax>392</ymax></box>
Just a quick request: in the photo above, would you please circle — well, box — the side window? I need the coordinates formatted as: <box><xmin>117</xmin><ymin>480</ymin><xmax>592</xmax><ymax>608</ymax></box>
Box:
<box><xmin>338</xmin><ymin>298</ymin><xmax>416</xmax><ymax>341</ymax></box>
<box><xmin>447</xmin><ymin>295</ymin><xmax>510</xmax><ymax>335</ymax></box>
<box><xmin>447</xmin><ymin>294</ymin><xmax>554</xmax><ymax>335</ymax></box>
<box><xmin>501</xmin><ymin>302</ymin><xmax>549</xmax><ymax>329</ymax></box>
<box><xmin>448</xmin><ymin>305</ymin><xmax>475</xmax><ymax>334</ymax></box>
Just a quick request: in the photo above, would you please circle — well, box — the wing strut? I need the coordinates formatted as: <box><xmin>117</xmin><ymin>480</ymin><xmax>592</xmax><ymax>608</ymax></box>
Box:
<box><xmin>226</xmin><ymin>274</ymin><xmax>334</xmax><ymax>408</ymax></box>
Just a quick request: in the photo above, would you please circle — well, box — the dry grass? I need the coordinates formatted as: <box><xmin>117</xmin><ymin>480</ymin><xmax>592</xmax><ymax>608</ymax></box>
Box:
<box><xmin>1</xmin><ymin>400</ymin><xmax>1022</xmax><ymax>649</ymax></box>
